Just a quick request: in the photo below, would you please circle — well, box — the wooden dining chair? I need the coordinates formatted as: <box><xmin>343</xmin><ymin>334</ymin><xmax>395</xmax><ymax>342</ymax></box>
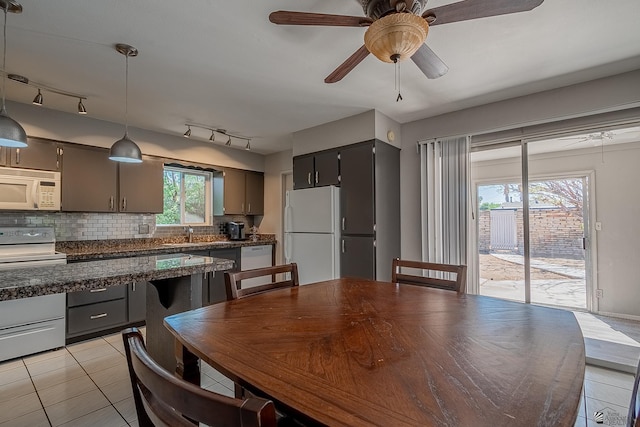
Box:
<box><xmin>628</xmin><ymin>358</ymin><xmax>640</xmax><ymax>427</ymax></box>
<box><xmin>122</xmin><ymin>328</ymin><xmax>278</xmax><ymax>427</ymax></box>
<box><xmin>225</xmin><ymin>263</ymin><xmax>299</xmax><ymax>301</ymax></box>
<box><xmin>391</xmin><ymin>258</ymin><xmax>467</xmax><ymax>294</ymax></box>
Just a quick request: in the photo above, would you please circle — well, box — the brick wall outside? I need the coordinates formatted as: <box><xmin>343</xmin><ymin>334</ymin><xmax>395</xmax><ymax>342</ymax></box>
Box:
<box><xmin>479</xmin><ymin>207</ymin><xmax>584</xmax><ymax>259</ymax></box>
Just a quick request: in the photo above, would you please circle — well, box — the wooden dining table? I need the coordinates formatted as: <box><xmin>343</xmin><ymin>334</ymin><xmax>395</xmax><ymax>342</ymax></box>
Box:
<box><xmin>164</xmin><ymin>277</ymin><xmax>585</xmax><ymax>427</ymax></box>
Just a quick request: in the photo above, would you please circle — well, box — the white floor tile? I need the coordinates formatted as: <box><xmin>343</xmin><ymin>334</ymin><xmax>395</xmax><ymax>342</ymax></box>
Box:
<box><xmin>0</xmin><ymin>377</ymin><xmax>35</xmax><ymax>404</ymax></box>
<box><xmin>23</xmin><ymin>348</ymin><xmax>69</xmax><ymax>366</ymax></box>
<box><xmin>583</xmin><ymin>379</ymin><xmax>633</xmax><ymax>408</ymax></box>
<box><xmin>26</xmin><ymin>353</ymin><xmax>79</xmax><ymax>377</ymax></box>
<box><xmin>38</xmin><ymin>375</ymin><xmax>98</xmax><ymax>408</ymax></box>
<box><xmin>113</xmin><ymin>397</ymin><xmax>137</xmax><ymax>423</ymax></box>
<box><xmin>0</xmin><ymin>391</ymin><xmax>44</xmax><ymax>424</ymax></box>
<box><xmin>584</xmin><ymin>365</ymin><xmax>635</xmax><ymax>390</ymax></box>
<box><xmin>57</xmin><ymin>405</ymin><xmax>127</xmax><ymax>427</ymax></box>
<box><xmin>0</xmin><ymin>408</ymin><xmax>49</xmax><ymax>427</ymax></box>
<box><xmin>78</xmin><ymin>352</ymin><xmax>125</xmax><ymax>374</ymax></box>
<box><xmin>45</xmin><ymin>389</ymin><xmax>110</xmax><ymax>427</ymax></box>
<box><xmin>0</xmin><ymin>358</ymin><xmax>25</xmax><ymax>374</ymax></box>
<box><xmin>584</xmin><ymin>397</ymin><xmax>628</xmax><ymax>423</ymax></box>
<box><xmin>70</xmin><ymin>343</ymin><xmax>120</xmax><ymax>364</ymax></box>
<box><xmin>0</xmin><ymin>365</ymin><xmax>30</xmax><ymax>387</ymax></box>
<box><xmin>100</xmin><ymin>378</ymin><xmax>133</xmax><ymax>404</ymax></box>
<box><xmin>88</xmin><ymin>363</ymin><xmax>129</xmax><ymax>389</ymax></box>
<box><xmin>31</xmin><ymin>364</ymin><xmax>87</xmax><ymax>391</ymax></box>
<box><xmin>66</xmin><ymin>338</ymin><xmax>108</xmax><ymax>353</ymax></box>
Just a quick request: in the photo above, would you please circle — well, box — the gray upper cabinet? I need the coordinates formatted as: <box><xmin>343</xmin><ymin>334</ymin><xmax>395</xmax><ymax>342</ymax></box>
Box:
<box><xmin>340</xmin><ymin>143</ymin><xmax>375</xmax><ymax>236</ymax></box>
<box><xmin>119</xmin><ymin>158</ymin><xmax>164</xmax><ymax>213</ymax></box>
<box><xmin>245</xmin><ymin>171</ymin><xmax>264</xmax><ymax>215</ymax></box>
<box><xmin>61</xmin><ymin>144</ymin><xmax>117</xmax><ymax>212</ymax></box>
<box><xmin>61</xmin><ymin>143</ymin><xmax>163</xmax><ymax>213</ymax></box>
<box><xmin>293</xmin><ymin>149</ymin><xmax>340</xmax><ymax>189</ymax></box>
<box><xmin>10</xmin><ymin>137</ymin><xmax>60</xmax><ymax>171</ymax></box>
<box><xmin>215</xmin><ymin>168</ymin><xmax>264</xmax><ymax>216</ymax></box>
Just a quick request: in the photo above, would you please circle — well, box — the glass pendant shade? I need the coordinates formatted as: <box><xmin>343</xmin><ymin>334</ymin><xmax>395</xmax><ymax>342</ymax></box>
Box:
<box><xmin>0</xmin><ymin>108</ymin><xmax>27</xmax><ymax>147</ymax></box>
<box><xmin>109</xmin><ymin>133</ymin><xmax>142</xmax><ymax>163</ymax></box>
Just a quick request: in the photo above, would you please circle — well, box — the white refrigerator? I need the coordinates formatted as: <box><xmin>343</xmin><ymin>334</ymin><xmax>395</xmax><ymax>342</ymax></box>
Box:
<box><xmin>284</xmin><ymin>186</ymin><xmax>340</xmax><ymax>285</ymax></box>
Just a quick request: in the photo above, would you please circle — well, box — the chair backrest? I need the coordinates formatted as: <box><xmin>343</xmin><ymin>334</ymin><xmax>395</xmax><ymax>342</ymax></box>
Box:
<box><xmin>122</xmin><ymin>328</ymin><xmax>277</xmax><ymax>427</ymax></box>
<box><xmin>628</xmin><ymin>358</ymin><xmax>640</xmax><ymax>427</ymax></box>
<box><xmin>391</xmin><ymin>258</ymin><xmax>467</xmax><ymax>294</ymax></box>
<box><xmin>225</xmin><ymin>263</ymin><xmax>299</xmax><ymax>300</ymax></box>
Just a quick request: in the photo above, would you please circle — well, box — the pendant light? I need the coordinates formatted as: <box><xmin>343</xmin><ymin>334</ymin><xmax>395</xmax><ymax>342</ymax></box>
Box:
<box><xmin>0</xmin><ymin>1</ymin><xmax>26</xmax><ymax>148</ymax></box>
<box><xmin>109</xmin><ymin>43</ymin><xmax>142</xmax><ymax>163</ymax></box>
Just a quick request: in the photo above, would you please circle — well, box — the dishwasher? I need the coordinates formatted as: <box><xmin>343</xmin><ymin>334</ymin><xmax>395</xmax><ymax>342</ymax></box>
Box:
<box><xmin>240</xmin><ymin>245</ymin><xmax>273</xmax><ymax>289</ymax></box>
<box><xmin>0</xmin><ymin>227</ymin><xmax>67</xmax><ymax>362</ymax></box>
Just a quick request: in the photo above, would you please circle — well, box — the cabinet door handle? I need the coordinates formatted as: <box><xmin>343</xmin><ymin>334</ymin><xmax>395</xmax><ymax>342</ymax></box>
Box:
<box><xmin>90</xmin><ymin>313</ymin><xmax>108</xmax><ymax>320</ymax></box>
<box><xmin>109</xmin><ymin>196</ymin><xmax>114</xmax><ymax>211</ymax></box>
<box><xmin>132</xmin><ymin>282</ymin><xmax>136</xmax><ymax>292</ymax></box>
<box><xmin>342</xmin><ymin>239</ymin><xmax>345</xmax><ymax>253</ymax></box>
<box><xmin>90</xmin><ymin>288</ymin><xmax>107</xmax><ymax>293</ymax></box>
<box><xmin>241</xmin><ymin>203</ymin><xmax>245</xmax><ymax>214</ymax></box>
<box><xmin>342</xmin><ymin>217</ymin><xmax>345</xmax><ymax>231</ymax></box>
<box><xmin>122</xmin><ymin>197</ymin><xmax>127</xmax><ymax>211</ymax></box>
<box><xmin>307</xmin><ymin>172</ymin><xmax>311</xmax><ymax>185</ymax></box>
<box><xmin>315</xmin><ymin>171</ymin><xmax>319</xmax><ymax>184</ymax></box>
<box><xmin>15</xmin><ymin>148</ymin><xmax>20</xmax><ymax>164</ymax></box>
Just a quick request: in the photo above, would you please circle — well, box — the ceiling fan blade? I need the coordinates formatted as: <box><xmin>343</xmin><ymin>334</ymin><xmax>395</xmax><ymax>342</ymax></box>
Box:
<box><xmin>269</xmin><ymin>11</ymin><xmax>372</xmax><ymax>27</ymax></box>
<box><xmin>411</xmin><ymin>44</ymin><xmax>449</xmax><ymax>79</ymax></box>
<box><xmin>424</xmin><ymin>0</ymin><xmax>544</xmax><ymax>26</ymax></box>
<box><xmin>325</xmin><ymin>45</ymin><xmax>370</xmax><ymax>84</ymax></box>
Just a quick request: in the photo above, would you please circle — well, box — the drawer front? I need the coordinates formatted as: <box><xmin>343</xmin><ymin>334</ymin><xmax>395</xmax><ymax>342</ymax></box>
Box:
<box><xmin>67</xmin><ymin>299</ymin><xmax>127</xmax><ymax>335</ymax></box>
<box><xmin>67</xmin><ymin>285</ymin><xmax>126</xmax><ymax>307</ymax></box>
<box><xmin>0</xmin><ymin>318</ymin><xmax>66</xmax><ymax>362</ymax></box>
<box><xmin>0</xmin><ymin>293</ymin><xmax>65</xmax><ymax>328</ymax></box>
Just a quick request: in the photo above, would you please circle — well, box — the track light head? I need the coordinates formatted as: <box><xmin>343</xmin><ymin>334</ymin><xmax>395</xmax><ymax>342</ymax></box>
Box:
<box><xmin>225</xmin><ymin>135</ymin><xmax>231</xmax><ymax>146</ymax></box>
<box><xmin>245</xmin><ymin>140</ymin><xmax>251</xmax><ymax>150</ymax></box>
<box><xmin>209</xmin><ymin>131</ymin><xmax>215</xmax><ymax>142</ymax></box>
<box><xmin>32</xmin><ymin>89</ymin><xmax>43</xmax><ymax>106</ymax></box>
<box><xmin>183</xmin><ymin>126</ymin><xmax>191</xmax><ymax>138</ymax></box>
<box><xmin>77</xmin><ymin>98</ymin><xmax>87</xmax><ymax>114</ymax></box>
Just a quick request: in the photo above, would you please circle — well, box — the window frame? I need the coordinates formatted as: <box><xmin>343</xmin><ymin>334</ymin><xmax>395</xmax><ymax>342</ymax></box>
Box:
<box><xmin>158</xmin><ymin>165</ymin><xmax>213</xmax><ymax>226</ymax></box>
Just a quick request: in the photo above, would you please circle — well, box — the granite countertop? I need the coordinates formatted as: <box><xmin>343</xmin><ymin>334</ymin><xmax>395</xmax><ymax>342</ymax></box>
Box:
<box><xmin>58</xmin><ymin>235</ymin><xmax>276</xmax><ymax>261</ymax></box>
<box><xmin>0</xmin><ymin>254</ymin><xmax>234</xmax><ymax>301</ymax></box>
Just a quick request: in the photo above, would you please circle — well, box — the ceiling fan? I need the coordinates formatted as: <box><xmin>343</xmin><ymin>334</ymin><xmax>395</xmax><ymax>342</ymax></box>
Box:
<box><xmin>269</xmin><ymin>0</ymin><xmax>544</xmax><ymax>83</ymax></box>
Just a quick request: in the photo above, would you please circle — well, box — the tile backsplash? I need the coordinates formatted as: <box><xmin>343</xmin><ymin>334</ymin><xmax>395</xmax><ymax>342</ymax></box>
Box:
<box><xmin>0</xmin><ymin>212</ymin><xmax>253</xmax><ymax>241</ymax></box>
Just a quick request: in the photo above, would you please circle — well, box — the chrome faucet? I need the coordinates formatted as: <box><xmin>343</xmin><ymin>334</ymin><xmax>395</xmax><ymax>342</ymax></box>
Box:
<box><xmin>185</xmin><ymin>226</ymin><xmax>194</xmax><ymax>243</ymax></box>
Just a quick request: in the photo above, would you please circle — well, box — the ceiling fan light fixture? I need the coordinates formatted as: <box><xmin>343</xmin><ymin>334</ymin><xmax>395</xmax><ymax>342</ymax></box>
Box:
<box><xmin>364</xmin><ymin>13</ymin><xmax>429</xmax><ymax>63</ymax></box>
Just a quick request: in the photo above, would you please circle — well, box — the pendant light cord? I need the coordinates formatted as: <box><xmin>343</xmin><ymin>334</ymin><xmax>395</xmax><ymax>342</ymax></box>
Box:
<box><xmin>124</xmin><ymin>52</ymin><xmax>129</xmax><ymax>136</ymax></box>
<box><xmin>1</xmin><ymin>5</ymin><xmax>7</xmax><ymax>111</ymax></box>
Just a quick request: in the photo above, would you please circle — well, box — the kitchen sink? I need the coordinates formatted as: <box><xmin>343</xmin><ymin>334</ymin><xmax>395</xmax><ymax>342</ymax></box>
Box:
<box><xmin>162</xmin><ymin>242</ymin><xmax>204</xmax><ymax>247</ymax></box>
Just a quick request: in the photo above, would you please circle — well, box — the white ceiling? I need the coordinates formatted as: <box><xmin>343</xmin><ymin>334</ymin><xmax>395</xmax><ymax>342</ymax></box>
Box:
<box><xmin>4</xmin><ymin>0</ymin><xmax>640</xmax><ymax>154</ymax></box>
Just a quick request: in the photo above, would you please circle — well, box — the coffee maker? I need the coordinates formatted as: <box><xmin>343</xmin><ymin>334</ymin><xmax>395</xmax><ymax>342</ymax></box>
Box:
<box><xmin>226</xmin><ymin>222</ymin><xmax>246</xmax><ymax>240</ymax></box>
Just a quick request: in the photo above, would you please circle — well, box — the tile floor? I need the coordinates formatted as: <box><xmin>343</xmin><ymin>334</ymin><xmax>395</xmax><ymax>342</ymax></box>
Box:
<box><xmin>0</xmin><ymin>325</ymin><xmax>637</xmax><ymax>426</ymax></box>
<box><xmin>0</xmin><ymin>327</ymin><xmax>235</xmax><ymax>427</ymax></box>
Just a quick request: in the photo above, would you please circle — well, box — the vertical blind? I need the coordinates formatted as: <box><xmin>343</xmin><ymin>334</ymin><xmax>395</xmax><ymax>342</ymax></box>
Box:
<box><xmin>420</xmin><ymin>136</ymin><xmax>470</xmax><ymax>265</ymax></box>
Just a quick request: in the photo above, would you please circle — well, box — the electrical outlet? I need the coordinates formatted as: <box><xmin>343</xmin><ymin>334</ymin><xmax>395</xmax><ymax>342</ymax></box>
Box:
<box><xmin>138</xmin><ymin>223</ymin><xmax>150</xmax><ymax>234</ymax></box>
<box><xmin>595</xmin><ymin>289</ymin><xmax>603</xmax><ymax>298</ymax></box>
<box><xmin>595</xmin><ymin>222</ymin><xmax>602</xmax><ymax>231</ymax></box>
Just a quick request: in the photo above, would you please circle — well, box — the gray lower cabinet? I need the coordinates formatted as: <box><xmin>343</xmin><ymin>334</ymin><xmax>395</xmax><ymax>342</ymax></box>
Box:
<box><xmin>66</xmin><ymin>285</ymin><xmax>127</xmax><ymax>339</ymax></box>
<box><xmin>128</xmin><ymin>281</ymin><xmax>147</xmax><ymax>324</ymax></box>
<box><xmin>340</xmin><ymin>236</ymin><xmax>375</xmax><ymax>279</ymax></box>
<box><xmin>205</xmin><ymin>248</ymin><xmax>240</xmax><ymax>305</ymax></box>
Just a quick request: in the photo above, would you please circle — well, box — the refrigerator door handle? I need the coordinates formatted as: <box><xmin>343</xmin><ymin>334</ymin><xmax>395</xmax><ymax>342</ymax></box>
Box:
<box><xmin>285</xmin><ymin>233</ymin><xmax>292</xmax><ymax>261</ymax></box>
<box><xmin>284</xmin><ymin>205</ymin><xmax>293</xmax><ymax>233</ymax></box>
<box><xmin>341</xmin><ymin>239</ymin><xmax>345</xmax><ymax>253</ymax></box>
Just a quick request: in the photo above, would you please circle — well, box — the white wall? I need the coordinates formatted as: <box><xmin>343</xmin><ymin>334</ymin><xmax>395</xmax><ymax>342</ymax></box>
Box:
<box><xmin>8</xmin><ymin>101</ymin><xmax>265</xmax><ymax>171</ymax></box>
<box><xmin>261</xmin><ymin>150</ymin><xmax>293</xmax><ymax>265</ymax></box>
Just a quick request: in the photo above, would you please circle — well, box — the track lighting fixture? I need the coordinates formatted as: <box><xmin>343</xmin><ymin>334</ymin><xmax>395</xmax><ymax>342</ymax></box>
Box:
<box><xmin>183</xmin><ymin>123</ymin><xmax>252</xmax><ymax>150</ymax></box>
<box><xmin>77</xmin><ymin>98</ymin><xmax>87</xmax><ymax>114</ymax></box>
<box><xmin>0</xmin><ymin>0</ymin><xmax>27</xmax><ymax>148</ymax></box>
<box><xmin>32</xmin><ymin>88</ymin><xmax>42</xmax><ymax>105</ymax></box>
<box><xmin>4</xmin><ymin>73</ymin><xmax>89</xmax><ymax>115</ymax></box>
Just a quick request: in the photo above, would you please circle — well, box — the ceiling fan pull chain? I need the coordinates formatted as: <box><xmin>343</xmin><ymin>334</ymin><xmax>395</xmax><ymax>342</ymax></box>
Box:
<box><xmin>394</xmin><ymin>56</ymin><xmax>403</xmax><ymax>102</ymax></box>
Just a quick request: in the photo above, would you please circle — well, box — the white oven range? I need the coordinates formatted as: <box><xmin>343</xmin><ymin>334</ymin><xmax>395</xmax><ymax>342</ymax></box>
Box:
<box><xmin>0</xmin><ymin>227</ymin><xmax>67</xmax><ymax>362</ymax></box>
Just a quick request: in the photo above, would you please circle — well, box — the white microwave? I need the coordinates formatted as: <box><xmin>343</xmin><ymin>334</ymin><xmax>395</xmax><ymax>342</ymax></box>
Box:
<box><xmin>0</xmin><ymin>166</ymin><xmax>61</xmax><ymax>211</ymax></box>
